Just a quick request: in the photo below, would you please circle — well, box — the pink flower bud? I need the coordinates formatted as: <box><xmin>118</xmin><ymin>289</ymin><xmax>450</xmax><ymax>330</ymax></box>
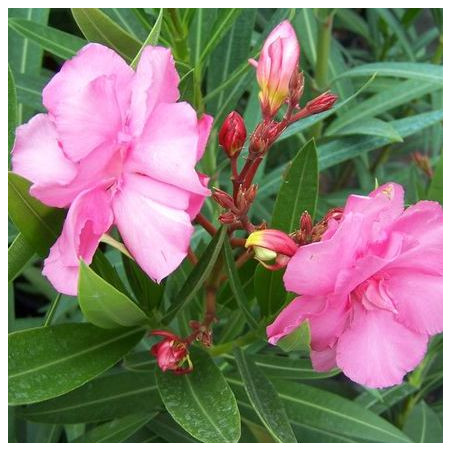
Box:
<box><xmin>306</xmin><ymin>91</ymin><xmax>338</xmax><ymax>114</ymax></box>
<box><xmin>255</xmin><ymin>21</ymin><xmax>300</xmax><ymax>117</ymax></box>
<box><xmin>150</xmin><ymin>330</ymin><xmax>192</xmax><ymax>374</ymax></box>
<box><xmin>245</xmin><ymin>229</ymin><xmax>298</xmax><ymax>269</ymax></box>
<box><xmin>218</xmin><ymin>111</ymin><xmax>247</xmax><ymax>158</ymax></box>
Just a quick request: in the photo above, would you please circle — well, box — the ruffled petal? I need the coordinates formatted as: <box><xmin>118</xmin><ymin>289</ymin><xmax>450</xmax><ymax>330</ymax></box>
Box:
<box><xmin>196</xmin><ymin>114</ymin><xmax>213</xmax><ymax>161</ymax></box>
<box><xmin>112</xmin><ymin>173</ymin><xmax>194</xmax><ymax>283</ymax></box>
<box><xmin>129</xmin><ymin>46</ymin><xmax>180</xmax><ymax>136</ymax></box>
<box><xmin>43</xmin><ymin>43</ymin><xmax>133</xmax><ymax>118</ymax></box>
<box><xmin>283</xmin><ymin>213</ymin><xmax>364</xmax><ymax>296</ymax></box>
<box><xmin>387</xmin><ymin>200</ymin><xmax>443</xmax><ymax>275</ymax></box>
<box><xmin>386</xmin><ymin>269</ymin><xmax>443</xmax><ymax>335</ymax></box>
<box><xmin>336</xmin><ymin>304</ymin><xmax>428</xmax><ymax>388</ymax></box>
<box><xmin>125</xmin><ymin>102</ymin><xmax>210</xmax><ymax>197</ymax></box>
<box><xmin>42</xmin><ymin>186</ymin><xmax>113</xmax><ymax>295</ymax></box>
<box><xmin>11</xmin><ymin>114</ymin><xmax>77</xmax><ymax>187</ymax></box>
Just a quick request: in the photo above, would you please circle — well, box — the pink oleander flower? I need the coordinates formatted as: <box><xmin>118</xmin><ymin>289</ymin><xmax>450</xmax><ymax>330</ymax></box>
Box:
<box><xmin>250</xmin><ymin>20</ymin><xmax>300</xmax><ymax>117</ymax></box>
<box><xmin>11</xmin><ymin>44</ymin><xmax>212</xmax><ymax>295</ymax></box>
<box><xmin>267</xmin><ymin>183</ymin><xmax>443</xmax><ymax>388</ymax></box>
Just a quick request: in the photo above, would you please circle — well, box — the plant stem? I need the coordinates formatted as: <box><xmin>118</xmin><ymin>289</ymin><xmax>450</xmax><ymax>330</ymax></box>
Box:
<box><xmin>44</xmin><ymin>293</ymin><xmax>62</xmax><ymax>327</ymax></box>
<box><xmin>195</xmin><ymin>213</ymin><xmax>246</xmax><ymax>248</ymax></box>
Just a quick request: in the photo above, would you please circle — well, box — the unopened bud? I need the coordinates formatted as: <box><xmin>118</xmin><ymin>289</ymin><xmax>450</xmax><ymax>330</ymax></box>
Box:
<box><xmin>218</xmin><ymin>111</ymin><xmax>247</xmax><ymax>158</ymax></box>
<box><xmin>412</xmin><ymin>152</ymin><xmax>433</xmax><ymax>178</ymax></box>
<box><xmin>212</xmin><ymin>188</ymin><xmax>235</xmax><ymax>209</ymax></box>
<box><xmin>219</xmin><ymin>211</ymin><xmax>237</xmax><ymax>224</ymax></box>
<box><xmin>245</xmin><ymin>185</ymin><xmax>258</xmax><ymax>204</ymax></box>
<box><xmin>306</xmin><ymin>91</ymin><xmax>338</xmax><ymax>114</ymax></box>
<box><xmin>298</xmin><ymin>211</ymin><xmax>312</xmax><ymax>244</ymax></box>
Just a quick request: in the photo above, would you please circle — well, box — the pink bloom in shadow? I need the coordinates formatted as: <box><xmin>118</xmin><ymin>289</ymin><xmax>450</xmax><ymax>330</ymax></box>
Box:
<box><xmin>12</xmin><ymin>44</ymin><xmax>212</xmax><ymax>295</ymax></box>
<box><xmin>267</xmin><ymin>183</ymin><xmax>442</xmax><ymax>388</ymax></box>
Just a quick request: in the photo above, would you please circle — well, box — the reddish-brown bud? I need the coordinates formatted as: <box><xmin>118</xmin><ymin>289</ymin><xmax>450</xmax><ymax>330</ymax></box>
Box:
<box><xmin>219</xmin><ymin>211</ymin><xmax>237</xmax><ymax>224</ymax></box>
<box><xmin>218</xmin><ymin>111</ymin><xmax>247</xmax><ymax>158</ymax></box>
<box><xmin>245</xmin><ymin>184</ymin><xmax>258</xmax><ymax>204</ymax></box>
<box><xmin>306</xmin><ymin>91</ymin><xmax>338</xmax><ymax>114</ymax></box>
<box><xmin>412</xmin><ymin>152</ymin><xmax>433</xmax><ymax>178</ymax></box>
<box><xmin>298</xmin><ymin>211</ymin><xmax>313</xmax><ymax>244</ymax></box>
<box><xmin>212</xmin><ymin>188</ymin><xmax>235</xmax><ymax>210</ymax></box>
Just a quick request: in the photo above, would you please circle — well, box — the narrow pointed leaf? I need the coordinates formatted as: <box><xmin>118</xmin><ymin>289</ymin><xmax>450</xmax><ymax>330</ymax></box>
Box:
<box><xmin>223</xmin><ymin>239</ymin><xmax>258</xmax><ymax>328</ymax></box>
<box><xmin>403</xmin><ymin>401</ymin><xmax>442</xmax><ymax>443</ymax></box>
<box><xmin>331</xmin><ymin>118</ymin><xmax>403</xmax><ymax>142</ymax></box>
<box><xmin>78</xmin><ymin>260</ymin><xmax>149</xmax><ymax>329</ymax></box>
<box><xmin>8</xmin><ymin>65</ymin><xmax>17</xmax><ymax>152</ymax></box>
<box><xmin>156</xmin><ymin>347</ymin><xmax>241</xmax><ymax>443</ymax></box>
<box><xmin>71</xmin><ymin>8</ymin><xmax>141</xmax><ymax>63</ymax></box>
<box><xmin>233</xmin><ymin>348</ymin><xmax>296</xmax><ymax>443</ymax></box>
<box><xmin>8</xmin><ymin>232</ymin><xmax>35</xmax><ymax>282</ymax></box>
<box><xmin>19</xmin><ymin>370</ymin><xmax>161</xmax><ymax>424</ymax></box>
<box><xmin>8</xmin><ymin>172</ymin><xmax>65</xmax><ymax>257</ymax></box>
<box><xmin>9</xmin><ymin>324</ymin><xmax>144</xmax><ymax>405</ymax></box>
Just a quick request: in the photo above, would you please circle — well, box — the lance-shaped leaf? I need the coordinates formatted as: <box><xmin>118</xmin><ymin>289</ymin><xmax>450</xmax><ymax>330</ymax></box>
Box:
<box><xmin>403</xmin><ymin>400</ymin><xmax>442</xmax><ymax>443</ymax></box>
<box><xmin>78</xmin><ymin>260</ymin><xmax>149</xmax><ymax>329</ymax></box>
<box><xmin>156</xmin><ymin>347</ymin><xmax>241</xmax><ymax>443</ymax></box>
<box><xmin>233</xmin><ymin>348</ymin><xmax>296</xmax><ymax>443</ymax></box>
<box><xmin>72</xmin><ymin>8</ymin><xmax>141</xmax><ymax>63</ymax></box>
<box><xmin>9</xmin><ymin>323</ymin><xmax>144</xmax><ymax>405</ymax></box>
<box><xmin>8</xmin><ymin>172</ymin><xmax>65</xmax><ymax>257</ymax></box>
<box><xmin>162</xmin><ymin>227</ymin><xmax>226</xmax><ymax>323</ymax></box>
<box><xmin>8</xmin><ymin>65</ymin><xmax>16</xmax><ymax>153</ymax></box>
<box><xmin>8</xmin><ymin>18</ymin><xmax>86</xmax><ymax>60</ymax></box>
<box><xmin>254</xmin><ymin>139</ymin><xmax>318</xmax><ymax>316</ymax></box>
<box><xmin>8</xmin><ymin>233</ymin><xmax>35</xmax><ymax>282</ymax></box>
<box><xmin>19</xmin><ymin>370</ymin><xmax>161</xmax><ymax>424</ymax></box>
<box><xmin>72</xmin><ymin>413</ymin><xmax>157</xmax><ymax>443</ymax></box>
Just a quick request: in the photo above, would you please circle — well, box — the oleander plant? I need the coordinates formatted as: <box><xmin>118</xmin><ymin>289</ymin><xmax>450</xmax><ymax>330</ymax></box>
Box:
<box><xmin>8</xmin><ymin>8</ymin><xmax>443</xmax><ymax>443</ymax></box>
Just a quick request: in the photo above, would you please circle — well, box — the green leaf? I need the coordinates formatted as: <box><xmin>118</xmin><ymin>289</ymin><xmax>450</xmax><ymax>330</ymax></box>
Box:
<box><xmin>334</xmin><ymin>62</ymin><xmax>443</xmax><ymax>84</ymax></box>
<box><xmin>254</xmin><ymin>139</ymin><xmax>318</xmax><ymax>317</ymax></box>
<box><xmin>427</xmin><ymin>154</ymin><xmax>443</xmax><ymax>204</ymax></box>
<box><xmin>8</xmin><ymin>65</ymin><xmax>17</xmax><ymax>153</ymax></box>
<box><xmin>319</xmin><ymin>110</ymin><xmax>443</xmax><ymax>170</ymax></box>
<box><xmin>326</xmin><ymin>79</ymin><xmax>441</xmax><ymax>135</ymax></box>
<box><xmin>130</xmin><ymin>8</ymin><xmax>163</xmax><ymax>69</ymax></box>
<box><xmin>72</xmin><ymin>413</ymin><xmax>156</xmax><ymax>443</ymax></box>
<box><xmin>123</xmin><ymin>351</ymin><xmax>155</xmax><ymax>372</ymax></box>
<box><xmin>228</xmin><ymin>376</ymin><xmax>410</xmax><ymax>442</ymax></box>
<box><xmin>331</xmin><ymin>118</ymin><xmax>403</xmax><ymax>142</ymax></box>
<box><xmin>78</xmin><ymin>260</ymin><xmax>149</xmax><ymax>329</ymax></box>
<box><xmin>8</xmin><ymin>172</ymin><xmax>65</xmax><ymax>257</ymax></box>
<box><xmin>335</xmin><ymin>9</ymin><xmax>371</xmax><ymax>42</ymax></box>
<box><xmin>122</xmin><ymin>254</ymin><xmax>164</xmax><ymax>314</ymax></box>
<box><xmin>403</xmin><ymin>401</ymin><xmax>442</xmax><ymax>443</ymax></box>
<box><xmin>9</xmin><ymin>323</ymin><xmax>144</xmax><ymax>405</ymax></box>
<box><xmin>71</xmin><ymin>8</ymin><xmax>141</xmax><ymax>63</ymax></box>
<box><xmin>156</xmin><ymin>347</ymin><xmax>241</xmax><ymax>443</ymax></box>
<box><xmin>102</xmin><ymin>8</ymin><xmax>149</xmax><ymax>41</ymax></box>
<box><xmin>147</xmin><ymin>413</ymin><xmax>199</xmax><ymax>443</ymax></box>
<box><xmin>197</xmin><ymin>9</ymin><xmax>241</xmax><ymax>69</ymax></box>
<box><xmin>14</xmin><ymin>72</ymin><xmax>48</xmax><ymax>111</ymax></box>
<box><xmin>223</xmin><ymin>240</ymin><xmax>258</xmax><ymax>328</ymax></box>
<box><xmin>375</xmin><ymin>9</ymin><xmax>415</xmax><ymax>61</ymax></box>
<box><xmin>233</xmin><ymin>348</ymin><xmax>296</xmax><ymax>443</ymax></box>
<box><xmin>224</xmin><ymin>353</ymin><xmax>339</xmax><ymax>380</ymax></box>
<box><xmin>276</xmin><ymin>321</ymin><xmax>311</xmax><ymax>353</ymax></box>
<box><xmin>20</xmin><ymin>370</ymin><xmax>161</xmax><ymax>424</ymax></box>
<box><xmin>8</xmin><ymin>18</ymin><xmax>86</xmax><ymax>60</ymax></box>
<box><xmin>8</xmin><ymin>233</ymin><xmax>35</xmax><ymax>282</ymax></box>
<box><xmin>354</xmin><ymin>384</ymin><xmax>417</xmax><ymax>415</ymax></box>
<box><xmin>162</xmin><ymin>227</ymin><xmax>227</xmax><ymax>323</ymax></box>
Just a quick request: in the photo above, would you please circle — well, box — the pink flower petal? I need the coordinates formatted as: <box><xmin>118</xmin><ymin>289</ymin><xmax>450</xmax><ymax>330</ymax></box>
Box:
<box><xmin>311</xmin><ymin>347</ymin><xmax>337</xmax><ymax>372</ymax></box>
<box><xmin>386</xmin><ymin>269</ymin><xmax>443</xmax><ymax>335</ymax></box>
<box><xmin>336</xmin><ymin>304</ymin><xmax>428</xmax><ymax>388</ymax></box>
<box><xmin>126</xmin><ymin>102</ymin><xmax>210</xmax><ymax>197</ymax></box>
<box><xmin>52</xmin><ymin>75</ymin><xmax>124</xmax><ymax>162</ymax></box>
<box><xmin>11</xmin><ymin>114</ymin><xmax>77</xmax><ymax>187</ymax></box>
<box><xmin>186</xmin><ymin>173</ymin><xmax>209</xmax><ymax>220</ymax></box>
<box><xmin>283</xmin><ymin>213</ymin><xmax>364</xmax><ymax>296</ymax></box>
<box><xmin>112</xmin><ymin>174</ymin><xmax>194</xmax><ymax>283</ymax></box>
<box><xmin>129</xmin><ymin>46</ymin><xmax>180</xmax><ymax>136</ymax></box>
<box><xmin>43</xmin><ymin>43</ymin><xmax>133</xmax><ymax>118</ymax></box>
<box><xmin>42</xmin><ymin>186</ymin><xmax>113</xmax><ymax>295</ymax></box>
<box><xmin>196</xmin><ymin>114</ymin><xmax>213</xmax><ymax>161</ymax></box>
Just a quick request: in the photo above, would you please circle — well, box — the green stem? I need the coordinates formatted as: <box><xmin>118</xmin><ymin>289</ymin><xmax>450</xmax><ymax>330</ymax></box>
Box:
<box><xmin>167</xmin><ymin>8</ymin><xmax>189</xmax><ymax>63</ymax></box>
<box><xmin>44</xmin><ymin>293</ymin><xmax>62</xmax><ymax>327</ymax></box>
